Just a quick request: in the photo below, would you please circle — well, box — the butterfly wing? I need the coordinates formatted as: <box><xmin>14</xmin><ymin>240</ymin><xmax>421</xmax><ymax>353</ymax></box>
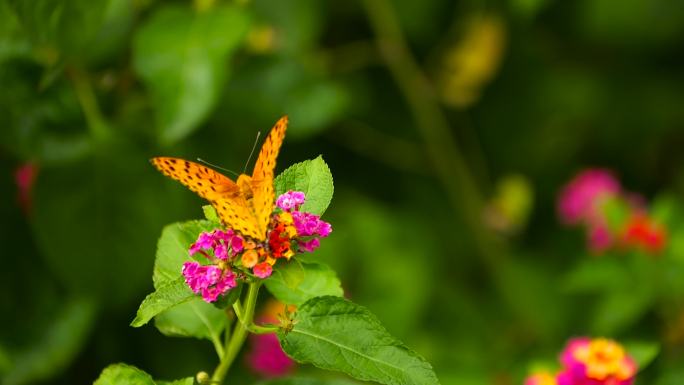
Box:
<box><xmin>152</xmin><ymin>116</ymin><xmax>288</xmax><ymax>241</ymax></box>
<box><xmin>213</xmin><ymin>196</ymin><xmax>264</xmax><ymax>240</ymax></box>
<box><xmin>251</xmin><ymin>116</ymin><xmax>288</xmax><ymax>238</ymax></box>
<box><xmin>151</xmin><ymin>157</ymin><xmax>240</xmax><ymax>201</ymax></box>
<box><xmin>151</xmin><ymin>157</ymin><xmax>266</xmax><ymax>240</ymax></box>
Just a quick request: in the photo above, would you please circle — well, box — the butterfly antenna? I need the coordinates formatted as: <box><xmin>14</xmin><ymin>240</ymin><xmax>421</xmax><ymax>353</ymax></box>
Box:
<box><xmin>196</xmin><ymin>158</ymin><xmax>240</xmax><ymax>177</ymax></box>
<box><xmin>243</xmin><ymin>131</ymin><xmax>262</xmax><ymax>173</ymax></box>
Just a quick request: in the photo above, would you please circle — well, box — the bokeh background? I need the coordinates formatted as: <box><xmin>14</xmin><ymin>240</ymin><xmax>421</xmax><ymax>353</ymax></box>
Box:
<box><xmin>2</xmin><ymin>0</ymin><xmax>684</xmax><ymax>384</ymax></box>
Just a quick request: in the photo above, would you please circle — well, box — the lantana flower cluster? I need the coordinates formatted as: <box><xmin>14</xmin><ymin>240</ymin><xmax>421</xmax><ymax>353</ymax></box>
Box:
<box><xmin>557</xmin><ymin>168</ymin><xmax>666</xmax><ymax>254</ymax></box>
<box><xmin>524</xmin><ymin>337</ymin><xmax>637</xmax><ymax>385</ymax></box>
<box><xmin>182</xmin><ymin>191</ymin><xmax>332</xmax><ymax>303</ymax></box>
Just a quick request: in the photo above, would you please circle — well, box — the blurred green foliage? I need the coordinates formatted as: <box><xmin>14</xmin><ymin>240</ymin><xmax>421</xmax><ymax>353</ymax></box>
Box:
<box><xmin>2</xmin><ymin>0</ymin><xmax>684</xmax><ymax>384</ymax></box>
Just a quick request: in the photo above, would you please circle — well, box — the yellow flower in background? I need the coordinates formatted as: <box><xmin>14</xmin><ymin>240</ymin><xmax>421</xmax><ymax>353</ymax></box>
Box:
<box><xmin>483</xmin><ymin>174</ymin><xmax>534</xmax><ymax>235</ymax></box>
<box><xmin>246</xmin><ymin>25</ymin><xmax>276</xmax><ymax>53</ymax></box>
<box><xmin>436</xmin><ymin>14</ymin><xmax>506</xmax><ymax>108</ymax></box>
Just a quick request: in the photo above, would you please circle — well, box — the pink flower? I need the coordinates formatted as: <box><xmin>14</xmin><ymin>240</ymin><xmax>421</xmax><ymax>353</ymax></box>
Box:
<box><xmin>181</xmin><ymin>261</ymin><xmax>237</xmax><ymax>302</ymax></box>
<box><xmin>298</xmin><ymin>238</ymin><xmax>320</xmax><ymax>253</ymax></box>
<box><xmin>246</xmin><ymin>332</ymin><xmax>295</xmax><ymax>377</ymax></box>
<box><xmin>189</xmin><ymin>232</ymin><xmax>216</xmax><ymax>256</ymax></box>
<box><xmin>214</xmin><ymin>243</ymin><xmax>228</xmax><ymax>260</ymax></box>
<box><xmin>231</xmin><ymin>235</ymin><xmax>244</xmax><ymax>254</ymax></box>
<box><xmin>15</xmin><ymin>162</ymin><xmax>38</xmax><ymax>214</ymax></box>
<box><xmin>253</xmin><ymin>262</ymin><xmax>273</xmax><ymax>279</ymax></box>
<box><xmin>587</xmin><ymin>223</ymin><xmax>612</xmax><ymax>253</ymax></box>
<box><xmin>246</xmin><ymin>301</ymin><xmax>296</xmax><ymax>378</ymax></box>
<box><xmin>189</xmin><ymin>230</ymin><xmax>244</xmax><ymax>259</ymax></box>
<box><xmin>317</xmin><ymin>221</ymin><xmax>332</xmax><ymax>237</ymax></box>
<box><xmin>557</xmin><ymin>169</ymin><xmax>620</xmax><ymax>226</ymax></box>
<box><xmin>291</xmin><ymin>211</ymin><xmax>332</xmax><ymax>238</ymax></box>
<box><xmin>276</xmin><ymin>191</ymin><xmax>306</xmax><ymax>212</ymax></box>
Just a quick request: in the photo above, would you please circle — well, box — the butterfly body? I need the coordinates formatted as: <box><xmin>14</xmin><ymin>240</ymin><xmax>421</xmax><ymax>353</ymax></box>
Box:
<box><xmin>151</xmin><ymin>116</ymin><xmax>288</xmax><ymax>241</ymax></box>
<box><xmin>236</xmin><ymin>174</ymin><xmax>254</xmax><ymax>200</ymax></box>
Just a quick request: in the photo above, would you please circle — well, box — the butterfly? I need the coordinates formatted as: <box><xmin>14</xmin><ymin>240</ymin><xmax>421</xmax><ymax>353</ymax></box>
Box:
<box><xmin>151</xmin><ymin>116</ymin><xmax>288</xmax><ymax>242</ymax></box>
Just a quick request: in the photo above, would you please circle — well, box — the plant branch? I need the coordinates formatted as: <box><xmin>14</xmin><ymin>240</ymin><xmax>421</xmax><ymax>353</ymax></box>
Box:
<box><xmin>211</xmin><ymin>282</ymin><xmax>261</xmax><ymax>384</ymax></box>
<box><xmin>67</xmin><ymin>67</ymin><xmax>111</xmax><ymax>141</ymax></box>
<box><xmin>233</xmin><ymin>292</ymin><xmax>278</xmax><ymax>334</ymax></box>
<box><xmin>360</xmin><ymin>0</ymin><xmax>504</xmax><ymax>268</ymax></box>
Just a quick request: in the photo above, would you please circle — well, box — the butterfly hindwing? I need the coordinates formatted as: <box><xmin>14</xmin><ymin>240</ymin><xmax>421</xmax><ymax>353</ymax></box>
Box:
<box><xmin>251</xmin><ymin>116</ymin><xmax>288</xmax><ymax>237</ymax></box>
<box><xmin>151</xmin><ymin>157</ymin><xmax>240</xmax><ymax>201</ymax></box>
<box><xmin>212</xmin><ymin>197</ymin><xmax>263</xmax><ymax>240</ymax></box>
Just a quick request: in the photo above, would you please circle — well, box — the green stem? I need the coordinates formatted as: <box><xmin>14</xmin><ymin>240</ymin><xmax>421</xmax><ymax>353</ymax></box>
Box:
<box><xmin>211</xmin><ymin>282</ymin><xmax>261</xmax><ymax>384</ymax></box>
<box><xmin>360</xmin><ymin>0</ymin><xmax>504</xmax><ymax>269</ymax></box>
<box><xmin>233</xmin><ymin>298</ymin><xmax>278</xmax><ymax>334</ymax></box>
<box><xmin>67</xmin><ymin>67</ymin><xmax>111</xmax><ymax>141</ymax></box>
<box><xmin>222</xmin><ymin>307</ymin><xmax>235</xmax><ymax>355</ymax></box>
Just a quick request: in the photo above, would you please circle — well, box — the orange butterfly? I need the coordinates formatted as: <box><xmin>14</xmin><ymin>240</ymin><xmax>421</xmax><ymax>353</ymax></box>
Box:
<box><xmin>151</xmin><ymin>116</ymin><xmax>288</xmax><ymax>241</ymax></box>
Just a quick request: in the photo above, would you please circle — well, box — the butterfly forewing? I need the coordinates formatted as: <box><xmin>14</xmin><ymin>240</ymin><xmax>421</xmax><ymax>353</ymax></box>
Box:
<box><xmin>251</xmin><ymin>116</ymin><xmax>288</xmax><ymax>237</ymax></box>
<box><xmin>151</xmin><ymin>157</ymin><xmax>240</xmax><ymax>201</ymax></box>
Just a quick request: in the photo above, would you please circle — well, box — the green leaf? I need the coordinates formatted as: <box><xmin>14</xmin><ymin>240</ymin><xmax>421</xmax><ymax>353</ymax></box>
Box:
<box><xmin>272</xmin><ymin>260</ymin><xmax>306</xmax><ymax>289</ymax></box>
<box><xmin>591</xmin><ymin>286</ymin><xmax>656</xmax><ymax>334</ymax></box>
<box><xmin>156</xmin><ymin>377</ymin><xmax>194</xmax><ymax>385</ymax></box>
<box><xmin>274</xmin><ymin>156</ymin><xmax>334</xmax><ymax>216</ymax></box>
<box><xmin>257</xmin><ymin>377</ymin><xmax>359</xmax><ymax>385</ymax></box>
<box><xmin>561</xmin><ymin>258</ymin><xmax>627</xmax><ymax>293</ymax></box>
<box><xmin>0</xmin><ymin>1</ymin><xmax>32</xmax><ymax>63</ymax></box>
<box><xmin>624</xmin><ymin>341</ymin><xmax>660</xmax><ymax>371</ymax></box>
<box><xmin>131</xmin><ymin>277</ymin><xmax>195</xmax><ymax>327</ymax></box>
<box><xmin>2</xmin><ymin>298</ymin><xmax>96</xmax><ymax>385</ymax></box>
<box><xmin>133</xmin><ymin>4</ymin><xmax>250</xmax><ymax>144</ymax></box>
<box><xmin>153</xmin><ymin>220</ymin><xmax>217</xmax><ymax>288</ymax></box>
<box><xmin>0</xmin><ymin>345</ymin><xmax>10</xmax><ymax>374</ymax></box>
<box><xmin>265</xmin><ymin>262</ymin><xmax>343</xmax><ymax>306</ymax></box>
<box><xmin>154</xmin><ymin>297</ymin><xmax>226</xmax><ymax>341</ymax></box>
<box><xmin>202</xmin><ymin>205</ymin><xmax>220</xmax><ymax>223</ymax></box>
<box><xmin>278</xmin><ymin>296</ymin><xmax>440</xmax><ymax>385</ymax></box>
<box><xmin>94</xmin><ymin>363</ymin><xmax>155</xmax><ymax>385</ymax></box>
<box><xmin>6</xmin><ymin>0</ymin><xmax>108</xmax><ymax>57</ymax></box>
<box><xmin>222</xmin><ymin>58</ymin><xmax>350</xmax><ymax>139</ymax></box>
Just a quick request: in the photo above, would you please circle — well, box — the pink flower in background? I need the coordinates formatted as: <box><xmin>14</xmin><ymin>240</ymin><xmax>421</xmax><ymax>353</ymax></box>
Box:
<box><xmin>557</xmin><ymin>168</ymin><xmax>667</xmax><ymax>255</ymax></box>
<box><xmin>247</xmin><ymin>333</ymin><xmax>294</xmax><ymax>378</ymax></box>
<box><xmin>557</xmin><ymin>169</ymin><xmax>620</xmax><ymax>226</ymax></box>
<box><xmin>15</xmin><ymin>162</ymin><xmax>38</xmax><ymax>214</ymax></box>
<box><xmin>587</xmin><ymin>223</ymin><xmax>612</xmax><ymax>253</ymax></box>
<box><xmin>246</xmin><ymin>300</ymin><xmax>296</xmax><ymax>378</ymax></box>
<box><xmin>557</xmin><ymin>337</ymin><xmax>636</xmax><ymax>385</ymax></box>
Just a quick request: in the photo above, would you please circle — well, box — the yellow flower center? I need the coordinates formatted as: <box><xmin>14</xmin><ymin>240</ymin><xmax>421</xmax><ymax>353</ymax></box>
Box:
<box><xmin>573</xmin><ymin>338</ymin><xmax>634</xmax><ymax>380</ymax></box>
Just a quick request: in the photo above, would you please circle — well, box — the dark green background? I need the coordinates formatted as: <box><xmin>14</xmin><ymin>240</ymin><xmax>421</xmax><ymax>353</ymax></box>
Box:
<box><xmin>2</xmin><ymin>0</ymin><xmax>684</xmax><ymax>384</ymax></box>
